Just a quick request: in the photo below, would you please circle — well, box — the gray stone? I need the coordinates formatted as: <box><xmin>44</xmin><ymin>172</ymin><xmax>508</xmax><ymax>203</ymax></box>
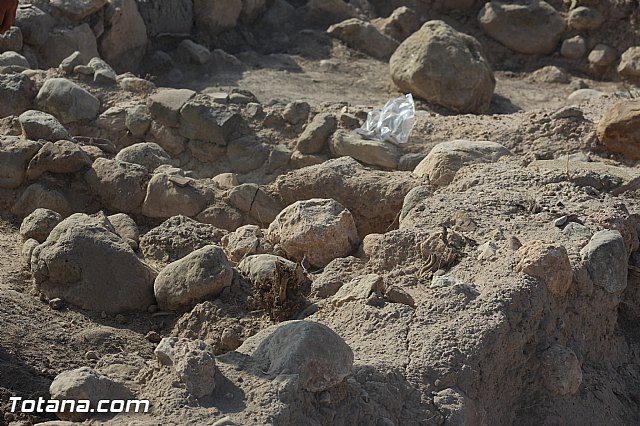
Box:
<box><xmin>26</xmin><ymin>140</ymin><xmax>91</xmax><ymax>180</ymax></box>
<box><xmin>226</xmin><ymin>136</ymin><xmax>270</xmax><ymax>173</ymax></box>
<box><xmin>38</xmin><ymin>24</ymin><xmax>99</xmax><ymax>69</ymax></box>
<box><xmin>87</xmin><ymin>57</ymin><xmax>117</xmax><ymax>84</ymax></box>
<box><xmin>580</xmin><ymin>229</ymin><xmax>627</xmax><ymax>293</ymax></box>
<box><xmin>0</xmin><ymin>26</ymin><xmax>23</xmax><ymax>53</ymax></box>
<box><xmin>36</xmin><ymin>78</ymin><xmax>100</xmax><ymax>124</ymax></box>
<box><xmin>15</xmin><ymin>4</ymin><xmax>53</xmax><ymax>46</ymax></box>
<box><xmin>19</xmin><ymin>208</ymin><xmax>63</xmax><ymax>243</ymax></box>
<box><xmin>11</xmin><ymin>182</ymin><xmax>73</xmax><ymax>219</ymax></box>
<box><xmin>19</xmin><ymin>110</ymin><xmax>71</xmax><ymax>142</ymax></box>
<box><xmin>31</xmin><ymin>213</ymin><xmax>156</xmax><ymax>313</ymax></box>
<box><xmin>540</xmin><ymin>344</ymin><xmax>582</xmax><ymax>396</ymax></box>
<box><xmin>59</xmin><ymin>51</ymin><xmax>84</xmax><ymax>74</ymax></box>
<box><xmin>330</xmin><ymin>130</ymin><xmax>401</xmax><ymax>169</ymax></box>
<box><xmin>282</xmin><ymin>101</ymin><xmax>310</xmax><ymax>125</ymax></box>
<box><xmin>333</xmin><ymin>274</ymin><xmax>385</xmax><ymax>306</ymax></box>
<box><xmin>618</xmin><ymin>46</ymin><xmax>640</xmax><ymax>79</ymax></box>
<box><xmin>115</xmin><ymin>142</ymin><xmax>173</xmax><ymax>172</ymax></box>
<box><xmin>107</xmin><ymin>213</ymin><xmax>139</xmax><ymax>249</ymax></box>
<box><xmin>297</xmin><ymin>113</ymin><xmax>337</xmax><ymax>154</ymax></box>
<box><xmin>196</xmin><ymin>202</ymin><xmax>243</xmax><ymax>232</ymax></box>
<box><xmin>51</xmin><ymin>0</ymin><xmax>108</xmax><ymax>21</ymax></box>
<box><xmin>568</xmin><ymin>6</ymin><xmax>604</xmax><ymax>31</ymax></box>
<box><xmin>85</xmin><ymin>158</ymin><xmax>149</xmax><ymax>214</ymax></box>
<box><xmin>561</xmin><ymin>36</ymin><xmax>587</xmax><ymax>59</ymax></box>
<box><xmin>0</xmin><ymin>73</ymin><xmax>34</xmax><ymax>118</ymax></box>
<box><xmin>149</xmin><ymin>121</ymin><xmax>186</xmax><ymax>156</ymax></box>
<box><xmin>588</xmin><ymin>44</ymin><xmax>617</xmax><ymax>67</ymax></box>
<box><xmin>154</xmin><ymin>245</ymin><xmax>233</xmax><ymax>310</ymax></box>
<box><xmin>478</xmin><ymin>1</ymin><xmax>565</xmax><ymax>55</ymax></box>
<box><xmin>148</xmin><ymin>88</ymin><xmax>196</xmax><ymax>127</ymax></box>
<box><xmin>179</xmin><ymin>101</ymin><xmax>241</xmax><ymax>144</ymax></box>
<box><xmin>142</xmin><ymin>173</ymin><xmax>208</xmax><ymax>218</ymax></box>
<box><xmin>193</xmin><ymin>0</ymin><xmax>242</xmax><ymax>36</ymax></box>
<box><xmin>100</xmin><ymin>0</ymin><xmax>148</xmax><ymax>72</ymax></box>
<box><xmin>178</xmin><ymin>39</ymin><xmax>211</xmax><ymax>65</ymax></box>
<box><xmin>237</xmin><ymin>320</ymin><xmax>354</xmax><ymax>392</ymax></box>
<box><xmin>327</xmin><ymin>18</ymin><xmax>399</xmax><ymax>61</ymax></box>
<box><xmin>390</xmin><ymin>20</ymin><xmax>495</xmax><ymax>114</ymax></box>
<box><xmin>0</xmin><ymin>51</ymin><xmax>29</xmax><ymax>68</ymax></box>
<box><xmin>125</xmin><ymin>104</ymin><xmax>152</xmax><ymax>137</ymax></box>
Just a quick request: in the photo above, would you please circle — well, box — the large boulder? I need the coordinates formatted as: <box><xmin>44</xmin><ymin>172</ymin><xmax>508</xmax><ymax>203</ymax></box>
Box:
<box><xmin>390</xmin><ymin>20</ymin><xmax>495</xmax><ymax>114</ymax></box>
<box><xmin>327</xmin><ymin>18</ymin><xmax>399</xmax><ymax>61</ymax></box>
<box><xmin>413</xmin><ymin>140</ymin><xmax>511</xmax><ymax>186</ymax></box>
<box><xmin>596</xmin><ymin>101</ymin><xmax>640</xmax><ymax>160</ymax></box>
<box><xmin>15</xmin><ymin>4</ymin><xmax>53</xmax><ymax>46</ymax></box>
<box><xmin>36</xmin><ymin>78</ymin><xmax>100</xmax><ymax>124</ymax></box>
<box><xmin>237</xmin><ymin>320</ymin><xmax>354</xmax><ymax>392</ymax></box>
<box><xmin>99</xmin><ymin>0</ymin><xmax>148</xmax><ymax>72</ymax></box>
<box><xmin>154</xmin><ymin>245</ymin><xmax>233</xmax><ymax>310</ymax></box>
<box><xmin>136</xmin><ymin>0</ymin><xmax>193</xmax><ymax>36</ymax></box>
<box><xmin>31</xmin><ymin>213</ymin><xmax>157</xmax><ymax>313</ymax></box>
<box><xmin>267</xmin><ymin>198</ymin><xmax>360</xmax><ymax>268</ymax></box>
<box><xmin>0</xmin><ymin>73</ymin><xmax>34</xmax><ymax>118</ymax></box>
<box><xmin>18</xmin><ymin>110</ymin><xmax>71</xmax><ymax>142</ymax></box>
<box><xmin>84</xmin><ymin>158</ymin><xmax>150</xmax><ymax>214</ymax></box>
<box><xmin>38</xmin><ymin>24</ymin><xmax>99</xmax><ymax>69</ymax></box>
<box><xmin>478</xmin><ymin>1</ymin><xmax>566</xmax><ymax>55</ymax></box>
<box><xmin>0</xmin><ymin>137</ymin><xmax>41</xmax><ymax>189</ymax></box>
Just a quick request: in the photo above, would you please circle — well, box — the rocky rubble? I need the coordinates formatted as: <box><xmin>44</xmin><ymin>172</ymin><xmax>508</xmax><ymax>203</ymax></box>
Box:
<box><xmin>1</xmin><ymin>1</ymin><xmax>640</xmax><ymax>425</ymax></box>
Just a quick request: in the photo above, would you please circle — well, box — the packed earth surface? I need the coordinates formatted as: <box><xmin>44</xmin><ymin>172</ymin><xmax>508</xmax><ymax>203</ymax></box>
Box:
<box><xmin>2</xmin><ymin>0</ymin><xmax>640</xmax><ymax>425</ymax></box>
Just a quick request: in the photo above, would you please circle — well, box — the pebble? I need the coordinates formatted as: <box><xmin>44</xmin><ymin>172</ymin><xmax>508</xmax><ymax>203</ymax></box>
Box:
<box><xmin>145</xmin><ymin>331</ymin><xmax>162</xmax><ymax>344</ymax></box>
<box><xmin>477</xmin><ymin>241</ymin><xmax>497</xmax><ymax>260</ymax></box>
<box><xmin>554</xmin><ymin>215</ymin><xmax>569</xmax><ymax>227</ymax></box>
<box><xmin>49</xmin><ymin>298</ymin><xmax>64</xmax><ymax>310</ymax></box>
<box><xmin>85</xmin><ymin>350</ymin><xmax>100</xmax><ymax>360</ymax></box>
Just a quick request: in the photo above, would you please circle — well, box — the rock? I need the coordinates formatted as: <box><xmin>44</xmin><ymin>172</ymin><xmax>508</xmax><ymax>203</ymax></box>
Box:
<box><xmin>85</xmin><ymin>158</ymin><xmax>149</xmax><ymax>214</ymax></box>
<box><xmin>22</xmin><ymin>238</ymin><xmax>40</xmax><ymax>266</ymax></box>
<box><xmin>99</xmin><ymin>0</ymin><xmax>148</xmax><ymax>72</ymax></box>
<box><xmin>413</xmin><ymin>140</ymin><xmax>511</xmax><ymax>186</ymax></box>
<box><xmin>226</xmin><ymin>136</ymin><xmax>270</xmax><ymax>173</ymax></box>
<box><xmin>149</xmin><ymin>88</ymin><xmax>196</xmax><ymax>128</ymax></box>
<box><xmin>179</xmin><ymin>39</ymin><xmax>211</xmax><ymax>65</ymax></box>
<box><xmin>273</xmin><ymin>156</ymin><xmax>418</xmax><ymax>237</ymax></box>
<box><xmin>0</xmin><ymin>51</ymin><xmax>29</xmax><ymax>68</ymax></box>
<box><xmin>329</xmin><ymin>130</ymin><xmax>401</xmax><ymax>169</ymax></box>
<box><xmin>19</xmin><ymin>208</ymin><xmax>62</xmax><ymax>243</ymax></box>
<box><xmin>125</xmin><ymin>104</ymin><xmax>152</xmax><ymax>137</ymax></box>
<box><xmin>195</xmin><ymin>202</ymin><xmax>243</xmax><ymax>233</ymax></box>
<box><xmin>539</xmin><ymin>344</ymin><xmax>582</xmax><ymax>396</ymax></box>
<box><xmin>120</xmin><ymin>76</ymin><xmax>155</xmax><ymax>93</ymax></box>
<box><xmin>385</xmin><ymin>284</ymin><xmax>415</xmax><ymax>307</ymax></box>
<box><xmin>327</xmin><ymin>18</ymin><xmax>399</xmax><ymax>61</ymax></box>
<box><xmin>31</xmin><ymin>213</ymin><xmax>156</xmax><ymax>313</ymax></box>
<box><xmin>332</xmin><ymin>274</ymin><xmax>384</xmax><ymax>306</ymax></box>
<box><xmin>478</xmin><ymin>1</ymin><xmax>565</xmax><ymax>55</ymax></box>
<box><xmin>531</xmin><ymin>65</ymin><xmax>569</xmax><ymax>84</ymax></box>
<box><xmin>390</xmin><ymin>20</ymin><xmax>495</xmax><ymax>114</ymax></box>
<box><xmin>567</xmin><ymin>6</ymin><xmax>604</xmax><ymax>31</ymax></box>
<box><xmin>588</xmin><ymin>44</ymin><xmax>617</xmax><ymax>67</ymax></box>
<box><xmin>154</xmin><ymin>338</ymin><xmax>217</xmax><ymax>398</ymax></box>
<box><xmin>237</xmin><ymin>320</ymin><xmax>353</xmax><ymax>392</ymax></box>
<box><xmin>154</xmin><ymin>245</ymin><xmax>232</xmax><ymax>310</ymax></box>
<box><xmin>399</xmin><ymin>185</ymin><xmax>432</xmax><ymax>223</ymax></box>
<box><xmin>19</xmin><ymin>110</ymin><xmax>71</xmax><ymax>142</ymax></box>
<box><xmin>300</xmin><ymin>0</ymin><xmax>358</xmax><ymax>27</ymax></box>
<box><xmin>51</xmin><ymin>0</ymin><xmax>108</xmax><ymax>21</ymax></box>
<box><xmin>194</xmin><ymin>0</ymin><xmax>242</xmax><ymax>35</ymax></box>
<box><xmin>178</xmin><ymin>101</ymin><xmax>241</xmax><ymax>144</ymax></box>
<box><xmin>87</xmin><ymin>57</ymin><xmax>116</xmax><ymax>84</ymax></box>
<box><xmin>97</xmin><ymin>106</ymin><xmax>127</xmax><ymax>133</ymax></box>
<box><xmin>140</xmin><ymin>215</ymin><xmax>227</xmax><ymax>264</ymax></box>
<box><xmin>50</xmin><ymin>367</ymin><xmax>133</xmax><ymax>422</ymax></box>
<box><xmin>580</xmin><ymin>230</ymin><xmax>627</xmax><ymax>293</ymax></box>
<box><xmin>36</xmin><ymin>78</ymin><xmax>100</xmax><ymax>124</ymax></box>
<box><xmin>433</xmin><ymin>388</ymin><xmax>482</xmax><ymax>425</ymax></box>
<box><xmin>213</xmin><ymin>173</ymin><xmax>239</xmax><ymax>189</ymax></box>
<box><xmin>267</xmin><ymin>198</ymin><xmax>360</xmax><ymax>268</ymax></box>
<box><xmin>0</xmin><ymin>137</ymin><xmax>41</xmax><ymax>189</ymax></box>
<box><xmin>222</xmin><ymin>225</ymin><xmax>269</xmax><ymax>261</ymax></box>
<box><xmin>566</xmin><ymin>88</ymin><xmax>605</xmax><ymax>105</ymax></box>
<box><xmin>149</xmin><ymin>121</ymin><xmax>187</xmax><ymax>156</ymax></box>
<box><xmin>15</xmin><ymin>4</ymin><xmax>53</xmax><ymax>46</ymax></box>
<box><xmin>142</xmin><ymin>173</ymin><xmax>208</xmax><ymax>218</ymax></box>
<box><xmin>136</xmin><ymin>0</ymin><xmax>193</xmax><ymax>37</ymax></box>
<box><xmin>297</xmin><ymin>113</ymin><xmax>337</xmax><ymax>155</ymax></box>
<box><xmin>38</xmin><ymin>24</ymin><xmax>99</xmax><ymax>69</ymax></box>
<box><xmin>225</xmin><ymin>183</ymin><xmax>282</xmax><ymax>224</ymax></box>
<box><xmin>240</xmin><ymin>0</ymin><xmax>266</xmax><ymax>23</ymax></box>
<box><xmin>11</xmin><ymin>182</ymin><xmax>73</xmax><ymax>218</ymax></box>
<box><xmin>237</xmin><ymin>253</ymin><xmax>305</xmax><ymax>289</ymax></box>
<box><xmin>561</xmin><ymin>35</ymin><xmax>587</xmax><ymax>59</ymax></box>
<box><xmin>596</xmin><ymin>101</ymin><xmax>640</xmax><ymax>160</ymax></box>
<box><xmin>107</xmin><ymin>213</ymin><xmax>139</xmax><ymax>249</ymax></box>
<box><xmin>115</xmin><ymin>142</ymin><xmax>173</xmax><ymax>172</ymax></box>
<box><xmin>282</xmin><ymin>101</ymin><xmax>310</xmax><ymax>125</ymax></box>
<box><xmin>0</xmin><ymin>73</ymin><xmax>34</xmax><ymax>118</ymax></box>
<box><xmin>26</xmin><ymin>141</ymin><xmax>91</xmax><ymax>181</ymax></box>
<box><xmin>618</xmin><ymin>46</ymin><xmax>640</xmax><ymax>79</ymax></box>
<box><xmin>514</xmin><ymin>241</ymin><xmax>572</xmax><ymax>297</ymax></box>
<box><xmin>0</xmin><ymin>27</ymin><xmax>23</xmax><ymax>52</ymax></box>
<box><xmin>373</xmin><ymin>6</ymin><xmax>419</xmax><ymax>42</ymax></box>
<box><xmin>529</xmin><ymin>158</ymin><xmax>640</xmax><ymax>192</ymax></box>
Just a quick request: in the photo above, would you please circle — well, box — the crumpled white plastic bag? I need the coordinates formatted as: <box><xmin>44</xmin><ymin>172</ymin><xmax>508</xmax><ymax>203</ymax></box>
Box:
<box><xmin>355</xmin><ymin>94</ymin><xmax>416</xmax><ymax>144</ymax></box>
